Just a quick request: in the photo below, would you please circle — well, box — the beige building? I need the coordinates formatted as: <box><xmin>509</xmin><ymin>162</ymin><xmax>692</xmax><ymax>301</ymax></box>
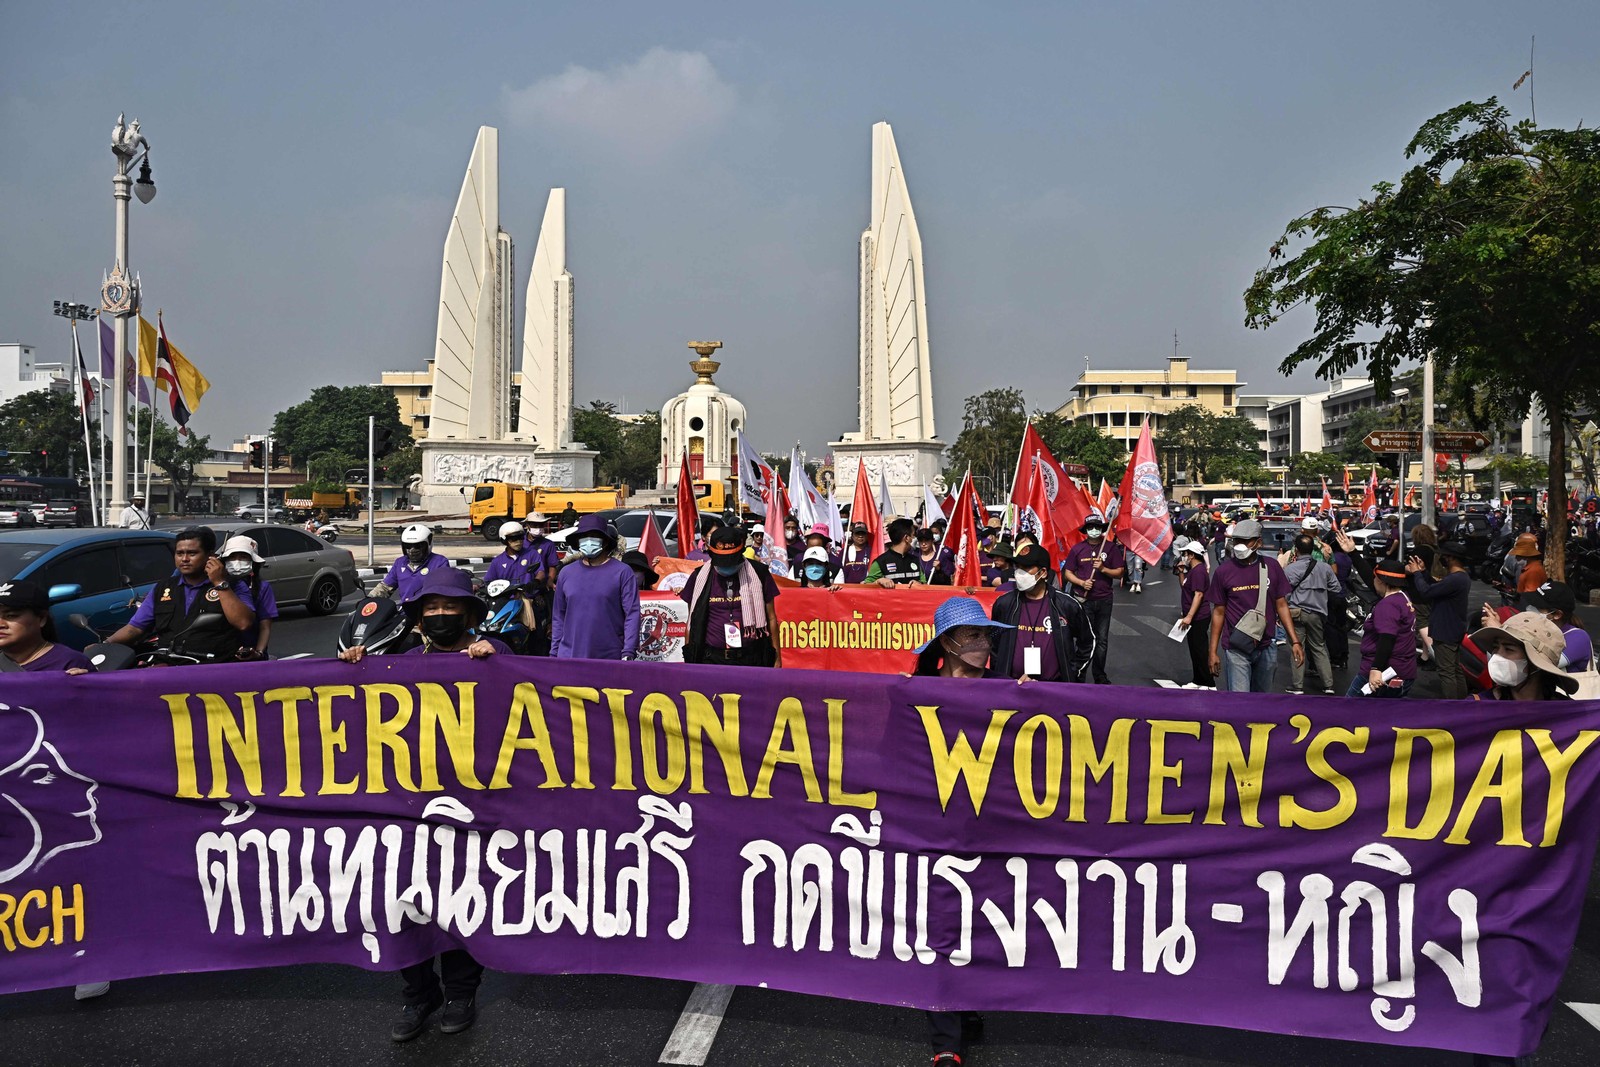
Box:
<box><xmin>378</xmin><ymin>364</ymin><xmax>524</xmax><ymax>441</ymax></box>
<box><xmin>1054</xmin><ymin>355</ymin><xmax>1244</xmax><ymax>452</ymax></box>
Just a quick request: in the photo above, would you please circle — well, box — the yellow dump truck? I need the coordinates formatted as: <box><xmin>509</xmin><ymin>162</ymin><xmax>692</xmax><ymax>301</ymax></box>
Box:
<box><xmin>469</xmin><ymin>482</ymin><xmax>626</xmax><ymax>539</ymax></box>
<box><xmin>286</xmin><ymin>487</ymin><xmax>362</xmax><ymax>519</ymax></box>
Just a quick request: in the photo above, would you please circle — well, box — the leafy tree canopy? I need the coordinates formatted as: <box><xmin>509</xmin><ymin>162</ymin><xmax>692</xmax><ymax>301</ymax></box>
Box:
<box><xmin>1033</xmin><ymin>412</ymin><xmax>1127</xmax><ymax>487</ymax></box>
<box><xmin>573</xmin><ymin>401</ymin><xmax>660</xmax><ymax>489</ymax></box>
<box><xmin>1246</xmin><ymin>99</ymin><xmax>1599</xmax><ymax>570</ymax></box>
<box><xmin>147</xmin><ymin>421</ymin><xmax>213</xmax><ymax>506</ymax></box>
<box><xmin>272</xmin><ymin>385</ymin><xmax>412</xmax><ymax>466</ymax></box>
<box><xmin>0</xmin><ymin>390</ymin><xmax>86</xmax><ymax>479</ymax></box>
<box><xmin>1154</xmin><ymin>404</ymin><xmax>1263</xmax><ymax>485</ymax></box>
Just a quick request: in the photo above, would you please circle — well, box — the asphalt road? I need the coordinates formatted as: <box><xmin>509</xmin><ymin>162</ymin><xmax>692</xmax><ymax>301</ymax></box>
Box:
<box><xmin>10</xmin><ymin>567</ymin><xmax>1600</xmax><ymax>1066</ymax></box>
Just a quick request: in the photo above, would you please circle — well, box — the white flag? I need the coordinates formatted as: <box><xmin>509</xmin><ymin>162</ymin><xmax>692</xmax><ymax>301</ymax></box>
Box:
<box><xmin>789</xmin><ymin>446</ymin><xmax>826</xmax><ymax>532</ymax></box>
<box><xmin>877</xmin><ymin>465</ymin><xmax>894</xmax><ymax>522</ymax></box>
<box><xmin>735</xmin><ymin>431</ymin><xmax>773</xmax><ymax>517</ymax></box>
<box><xmin>922</xmin><ymin>483</ymin><xmax>944</xmax><ymax>525</ymax></box>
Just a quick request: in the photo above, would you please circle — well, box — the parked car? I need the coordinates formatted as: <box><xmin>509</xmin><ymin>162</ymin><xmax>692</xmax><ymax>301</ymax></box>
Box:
<box><xmin>1366</xmin><ymin>513</ymin><xmax>1427</xmax><ymax>559</ymax></box>
<box><xmin>206</xmin><ymin>520</ymin><xmax>362</xmax><ymax>616</ymax></box>
<box><xmin>43</xmin><ymin>498</ymin><xmax>88</xmax><ymax>527</ymax></box>
<box><xmin>0</xmin><ymin>501</ymin><xmax>40</xmax><ymax>528</ymax></box>
<box><xmin>235</xmin><ymin>504</ymin><xmax>289</xmax><ymax>522</ymax></box>
<box><xmin>0</xmin><ymin>528</ymin><xmax>177</xmax><ymax>649</ymax></box>
<box><xmin>549</xmin><ymin>508</ymin><xmax>724</xmax><ymax>556</ymax></box>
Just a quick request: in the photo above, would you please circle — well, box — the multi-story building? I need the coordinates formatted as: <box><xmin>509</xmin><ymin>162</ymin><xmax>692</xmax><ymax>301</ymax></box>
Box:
<box><xmin>1265</xmin><ymin>377</ymin><xmax>1415</xmax><ymax>468</ymax></box>
<box><xmin>0</xmin><ymin>342</ymin><xmax>71</xmax><ymax>405</ymax></box>
<box><xmin>1054</xmin><ymin>355</ymin><xmax>1244</xmax><ymax>453</ymax></box>
<box><xmin>377</xmin><ymin>364</ymin><xmax>523</xmax><ymax>442</ymax></box>
<box><xmin>1236</xmin><ymin>393</ymin><xmax>1302</xmax><ymax>458</ymax></box>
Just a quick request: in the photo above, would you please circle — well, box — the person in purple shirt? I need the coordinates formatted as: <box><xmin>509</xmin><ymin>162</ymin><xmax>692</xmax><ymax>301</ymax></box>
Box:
<box><xmin>483</xmin><ymin>522</ymin><xmax>541</xmax><ymax>588</ymax></box>
<box><xmin>1204</xmin><ymin>519</ymin><xmax>1303</xmax><ymax>693</ymax></box>
<box><xmin>1174</xmin><ymin>541</ymin><xmax>1213</xmax><ymax>687</ymax></box>
<box><xmin>108</xmin><ymin>526</ymin><xmax>256</xmax><ymax>660</ymax></box>
<box><xmin>374</xmin><ymin>524</ymin><xmax>453</xmax><ymax>603</ymax></box>
<box><xmin>839</xmin><ymin>523</ymin><xmax>874</xmax><ymax>584</ymax></box>
<box><xmin>681</xmin><ymin>525</ymin><xmax>782</xmax><ymax>666</ymax></box>
<box><xmin>551</xmin><ymin>515</ymin><xmax>640</xmax><ymax>660</ymax></box>
<box><xmin>915</xmin><ymin>527</ymin><xmax>954</xmax><ymax>585</ymax></box>
<box><xmin>333</xmin><ymin>565</ymin><xmax>494</xmax><ymax>1038</ymax></box>
<box><xmin>0</xmin><ymin>579</ymin><xmax>92</xmax><ymax>674</ymax></box>
<box><xmin>520</xmin><ymin>511</ymin><xmax>565</xmax><ymax>589</ymax></box>
<box><xmin>221</xmin><ymin>535</ymin><xmax>277</xmax><ymax>659</ymax></box>
<box><xmin>1060</xmin><ymin>512</ymin><xmax>1126</xmax><ymax>684</ymax></box>
<box><xmin>783</xmin><ymin>515</ymin><xmax>803</xmax><ymax>568</ymax></box>
<box><xmin>1346</xmin><ymin>557</ymin><xmax>1417</xmax><ymax>697</ymax></box>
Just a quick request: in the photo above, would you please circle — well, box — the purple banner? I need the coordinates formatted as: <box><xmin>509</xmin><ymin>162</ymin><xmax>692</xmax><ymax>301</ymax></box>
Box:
<box><xmin>4</xmin><ymin>660</ymin><xmax>1600</xmax><ymax>1058</ymax></box>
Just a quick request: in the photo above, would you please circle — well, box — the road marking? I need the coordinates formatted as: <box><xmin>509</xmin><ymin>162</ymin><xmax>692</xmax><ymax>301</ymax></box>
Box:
<box><xmin>1154</xmin><ymin>679</ymin><xmax>1182</xmax><ymax>688</ymax></box>
<box><xmin>659</xmin><ymin>982</ymin><xmax>736</xmax><ymax>1065</ymax></box>
<box><xmin>1135</xmin><ymin>615</ymin><xmax>1175</xmax><ymax>634</ymax></box>
<box><xmin>1110</xmin><ymin>619</ymin><xmax>1139</xmax><ymax>637</ymax></box>
<box><xmin>1568</xmin><ymin>1002</ymin><xmax>1600</xmax><ymax>1032</ymax></box>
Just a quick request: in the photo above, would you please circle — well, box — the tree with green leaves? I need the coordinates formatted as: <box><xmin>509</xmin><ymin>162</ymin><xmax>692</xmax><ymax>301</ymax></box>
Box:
<box><xmin>0</xmin><ymin>390</ymin><xmax>87</xmax><ymax>479</ymax></box>
<box><xmin>1481</xmin><ymin>452</ymin><xmax>1549</xmax><ymax>491</ymax></box>
<box><xmin>1246</xmin><ymin>99</ymin><xmax>1600</xmax><ymax>574</ymax></box>
<box><xmin>147</xmin><ymin>421</ymin><xmax>212</xmax><ymax>508</ymax></box>
<box><xmin>946</xmin><ymin>388</ymin><xmax>1027</xmax><ymax>496</ymax></box>
<box><xmin>1288</xmin><ymin>451</ymin><xmax>1346</xmax><ymax>484</ymax></box>
<box><xmin>572</xmin><ymin>401</ymin><xmax>660</xmax><ymax>489</ymax></box>
<box><xmin>272</xmin><ymin>386</ymin><xmax>412</xmax><ymax>469</ymax></box>
<box><xmin>1032</xmin><ymin>412</ymin><xmax>1127</xmax><ymax>487</ymax></box>
<box><xmin>1154</xmin><ymin>404</ymin><xmax>1263</xmax><ymax>485</ymax></box>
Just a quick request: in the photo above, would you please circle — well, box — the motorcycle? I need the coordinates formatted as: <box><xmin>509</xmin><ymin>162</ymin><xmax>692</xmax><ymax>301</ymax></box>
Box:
<box><xmin>336</xmin><ymin>594</ymin><xmax>420</xmax><ymax>656</ymax></box>
<box><xmin>306</xmin><ymin>518</ymin><xmax>339</xmax><ymax>542</ymax></box>
<box><xmin>478</xmin><ymin>579</ymin><xmax>536</xmax><ymax>655</ymax></box>
<box><xmin>79</xmin><ymin>613</ymin><xmax>234</xmax><ymax>669</ymax></box>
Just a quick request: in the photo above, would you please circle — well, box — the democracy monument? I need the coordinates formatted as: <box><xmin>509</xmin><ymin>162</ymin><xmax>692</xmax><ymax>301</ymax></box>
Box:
<box><xmin>409</xmin><ymin>121</ymin><xmax>943</xmax><ymax>515</ymax></box>
<box><xmin>416</xmin><ymin>126</ymin><xmax>593</xmax><ymax>514</ymax></box>
<box><xmin>829</xmin><ymin>121</ymin><xmax>946</xmax><ymax>517</ymax></box>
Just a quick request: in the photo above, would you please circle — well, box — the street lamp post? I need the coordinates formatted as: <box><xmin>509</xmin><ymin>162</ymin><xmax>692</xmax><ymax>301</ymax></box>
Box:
<box><xmin>52</xmin><ymin>300</ymin><xmax>102</xmax><ymax>523</ymax></box>
<box><xmin>102</xmin><ymin>113</ymin><xmax>156</xmax><ymax>516</ymax></box>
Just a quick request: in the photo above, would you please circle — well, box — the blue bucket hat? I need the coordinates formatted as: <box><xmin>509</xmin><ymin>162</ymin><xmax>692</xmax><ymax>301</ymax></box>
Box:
<box><xmin>914</xmin><ymin>595</ymin><xmax>1014</xmax><ymax>654</ymax></box>
<box><xmin>402</xmin><ymin>565</ymin><xmax>486</xmax><ymax>623</ymax></box>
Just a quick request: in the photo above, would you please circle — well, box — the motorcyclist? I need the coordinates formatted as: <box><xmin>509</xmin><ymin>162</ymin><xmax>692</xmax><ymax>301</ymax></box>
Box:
<box><xmin>521</xmin><ymin>511</ymin><xmax>563</xmax><ymax>589</ymax></box>
<box><xmin>370</xmin><ymin>523</ymin><xmax>450</xmax><ymax>603</ymax></box>
<box><xmin>106</xmin><ymin>525</ymin><xmax>256</xmax><ymax>659</ymax></box>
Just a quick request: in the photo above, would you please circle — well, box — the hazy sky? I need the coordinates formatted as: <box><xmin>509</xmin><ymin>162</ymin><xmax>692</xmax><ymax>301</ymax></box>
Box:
<box><xmin>3</xmin><ymin>1</ymin><xmax>1595</xmax><ymax>460</ymax></box>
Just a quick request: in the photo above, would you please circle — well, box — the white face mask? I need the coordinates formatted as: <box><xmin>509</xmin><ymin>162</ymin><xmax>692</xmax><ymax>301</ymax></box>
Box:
<box><xmin>1487</xmin><ymin>653</ymin><xmax>1530</xmax><ymax>688</ymax></box>
<box><xmin>1232</xmin><ymin>542</ymin><xmax>1255</xmax><ymax>561</ymax></box>
<box><xmin>578</xmin><ymin>537</ymin><xmax>605</xmax><ymax>558</ymax></box>
<box><xmin>1014</xmin><ymin>570</ymin><xmax>1039</xmax><ymax>593</ymax></box>
<box><xmin>225</xmin><ymin>560</ymin><xmax>253</xmax><ymax>578</ymax></box>
<box><xmin>1085</xmin><ymin>527</ymin><xmax>1104</xmax><ymax>540</ymax></box>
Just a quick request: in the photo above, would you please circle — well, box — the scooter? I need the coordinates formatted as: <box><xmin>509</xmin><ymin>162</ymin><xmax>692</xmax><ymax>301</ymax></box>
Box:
<box><xmin>306</xmin><ymin>518</ymin><xmax>339</xmax><ymax>542</ymax></box>
<box><xmin>80</xmin><ymin>613</ymin><xmax>234</xmax><ymax>669</ymax></box>
<box><xmin>478</xmin><ymin>579</ymin><xmax>534</xmax><ymax>655</ymax></box>
<box><xmin>336</xmin><ymin>593</ymin><xmax>420</xmax><ymax>656</ymax></box>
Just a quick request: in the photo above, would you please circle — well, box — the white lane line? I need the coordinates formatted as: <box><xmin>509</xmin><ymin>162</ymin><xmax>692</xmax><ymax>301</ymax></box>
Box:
<box><xmin>1110</xmin><ymin>619</ymin><xmax>1139</xmax><ymax>637</ymax></box>
<box><xmin>659</xmin><ymin>982</ymin><xmax>736</xmax><ymax>1065</ymax></box>
<box><xmin>1567</xmin><ymin>1001</ymin><xmax>1600</xmax><ymax>1031</ymax></box>
<box><xmin>1134</xmin><ymin>615</ymin><xmax>1175</xmax><ymax>634</ymax></box>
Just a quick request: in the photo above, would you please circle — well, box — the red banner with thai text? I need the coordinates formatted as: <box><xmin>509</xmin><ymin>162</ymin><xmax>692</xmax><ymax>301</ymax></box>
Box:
<box><xmin>774</xmin><ymin>585</ymin><xmax>1001</xmax><ymax>673</ymax></box>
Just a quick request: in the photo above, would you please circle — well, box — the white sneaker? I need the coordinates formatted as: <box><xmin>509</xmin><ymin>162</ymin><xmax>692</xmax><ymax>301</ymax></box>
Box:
<box><xmin>74</xmin><ymin>982</ymin><xmax>110</xmax><ymax>1001</ymax></box>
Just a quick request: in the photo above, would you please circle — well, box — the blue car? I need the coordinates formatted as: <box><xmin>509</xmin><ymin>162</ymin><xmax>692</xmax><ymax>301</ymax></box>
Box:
<box><xmin>0</xmin><ymin>528</ymin><xmax>177</xmax><ymax>650</ymax></box>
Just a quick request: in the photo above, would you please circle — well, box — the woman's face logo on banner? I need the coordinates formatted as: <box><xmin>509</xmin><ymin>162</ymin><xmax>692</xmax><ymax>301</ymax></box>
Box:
<box><xmin>0</xmin><ymin>704</ymin><xmax>102</xmax><ymax>884</ymax></box>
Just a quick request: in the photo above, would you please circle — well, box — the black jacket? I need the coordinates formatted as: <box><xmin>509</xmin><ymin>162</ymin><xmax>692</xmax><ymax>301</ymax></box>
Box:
<box><xmin>147</xmin><ymin>575</ymin><xmax>248</xmax><ymax>659</ymax></box>
<box><xmin>987</xmin><ymin>585</ymin><xmax>1095</xmax><ymax>682</ymax></box>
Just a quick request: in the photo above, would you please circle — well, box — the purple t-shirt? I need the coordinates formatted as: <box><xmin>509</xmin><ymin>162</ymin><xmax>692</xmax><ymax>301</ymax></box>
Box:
<box><xmin>484</xmin><ymin>548</ymin><xmax>541</xmax><ymax>587</ymax></box>
<box><xmin>1063</xmin><ymin>540</ymin><xmax>1126</xmax><ymax>601</ymax></box>
<box><xmin>17</xmin><ymin>643</ymin><xmax>92</xmax><ymax>672</ymax></box>
<box><xmin>1358</xmin><ymin>592</ymin><xmax>1418</xmax><ymax>680</ymax></box>
<box><xmin>404</xmin><ymin>636</ymin><xmax>513</xmax><ymax>656</ymax></box>
<box><xmin>1204</xmin><ymin>555</ymin><xmax>1291</xmax><ymax>650</ymax></box>
<box><xmin>382</xmin><ymin>553</ymin><xmax>453</xmax><ymax>603</ymax></box>
<box><xmin>839</xmin><ymin>543</ymin><xmax>873</xmax><ymax>584</ymax></box>
<box><xmin>243</xmin><ymin>580</ymin><xmax>279</xmax><ymax>650</ymax></box>
<box><xmin>550</xmin><ymin>557</ymin><xmax>641</xmax><ymax>660</ymax></box>
<box><xmin>681</xmin><ymin>565</ymin><xmax>781</xmax><ymax>649</ymax></box>
<box><xmin>1008</xmin><ymin>594</ymin><xmax>1061</xmax><ymax>680</ymax></box>
<box><xmin>1180</xmin><ymin>561</ymin><xmax>1210</xmax><ymax>612</ymax></box>
<box><xmin>1561</xmin><ymin>624</ymin><xmax>1593</xmax><ymax>672</ymax></box>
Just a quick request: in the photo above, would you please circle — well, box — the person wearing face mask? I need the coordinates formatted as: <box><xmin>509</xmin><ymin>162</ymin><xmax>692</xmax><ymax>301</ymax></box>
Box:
<box><xmin>1205</xmin><ymin>519</ymin><xmax>1303</xmax><ymax>693</ymax></box>
<box><xmin>1283</xmin><ymin>534</ymin><xmax>1341</xmax><ymax>694</ymax></box>
<box><xmin>915</xmin><ymin>527</ymin><xmax>954</xmax><ymax>585</ymax></box>
<box><xmin>1407</xmin><ymin>540</ymin><xmax>1476</xmax><ymax>698</ymax></box>
<box><xmin>867</xmin><ymin>518</ymin><xmax>923</xmax><ymax>586</ymax></box>
<box><xmin>1513</xmin><ymin>581</ymin><xmax>1593</xmax><ymax>673</ymax></box>
<box><xmin>840</xmin><ymin>522</ymin><xmax>875</xmax><ymax>584</ymax></box>
<box><xmin>371</xmin><ymin>524</ymin><xmax>451</xmax><ymax>603</ymax></box>
<box><xmin>681</xmin><ymin>525</ymin><xmax>782</xmax><ymax>666</ymax></box>
<box><xmin>519</xmin><ymin>512</ymin><xmax>563</xmax><ymax>589</ymax></box>
<box><xmin>336</xmin><ymin>566</ymin><xmax>499</xmax><ymax>1038</ymax></box>
<box><xmin>1342</xmin><ymin>557</ymin><xmax>1417</xmax><ymax>697</ymax></box>
<box><xmin>1468</xmin><ymin>611</ymin><xmax>1580</xmax><ymax>701</ymax></box>
<box><xmin>549</xmin><ymin>514</ymin><xmax>640</xmax><ymax>661</ymax></box>
<box><xmin>108</xmin><ymin>526</ymin><xmax>256</xmax><ymax>659</ymax></box>
<box><xmin>220</xmin><ymin>535</ymin><xmax>276</xmax><ymax>659</ymax></box>
<box><xmin>1060</xmin><ymin>512</ymin><xmax>1125</xmax><ymax>684</ymax></box>
<box><xmin>796</xmin><ymin>546</ymin><xmax>838</xmax><ymax>588</ymax></box>
<box><xmin>1174</xmin><ymin>540</ymin><xmax>1214</xmax><ymax>688</ymax></box>
<box><xmin>782</xmin><ymin>515</ymin><xmax>804</xmax><ymax>569</ymax></box>
<box><xmin>987</xmin><ymin>545</ymin><xmax>1094</xmax><ymax>682</ymax></box>
<box><xmin>909</xmin><ymin>594</ymin><xmax>1010</xmax><ymax>1064</ymax></box>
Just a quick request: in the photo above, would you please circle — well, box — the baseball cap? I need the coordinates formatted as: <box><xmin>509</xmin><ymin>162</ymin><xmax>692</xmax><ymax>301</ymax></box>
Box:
<box><xmin>801</xmin><ymin>546</ymin><xmax>830</xmax><ymax>565</ymax></box>
<box><xmin>1523</xmin><ymin>581</ymin><xmax>1577</xmax><ymax>618</ymax></box>
<box><xmin>0</xmin><ymin>579</ymin><xmax>50</xmax><ymax>612</ymax></box>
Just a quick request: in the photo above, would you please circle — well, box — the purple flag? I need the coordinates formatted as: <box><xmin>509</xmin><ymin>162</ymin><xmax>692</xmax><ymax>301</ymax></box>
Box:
<box><xmin>97</xmin><ymin>316</ymin><xmax>151</xmax><ymax>405</ymax></box>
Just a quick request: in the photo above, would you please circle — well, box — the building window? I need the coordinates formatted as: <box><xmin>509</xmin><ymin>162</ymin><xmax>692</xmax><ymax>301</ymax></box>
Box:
<box><xmin>1085</xmin><ymin>385</ymin><xmax>1097</xmax><ymax>398</ymax></box>
<box><xmin>418</xmin><ymin>416</ymin><xmax>430</xmax><ymax>429</ymax></box>
<box><xmin>1132</xmin><ymin>385</ymin><xmax>1144</xmax><ymax>394</ymax></box>
<box><xmin>1223</xmin><ymin>386</ymin><xmax>1233</xmax><ymax>405</ymax></box>
<box><xmin>1111</xmin><ymin>385</ymin><xmax>1122</xmax><ymax>395</ymax></box>
<box><xmin>1111</xmin><ymin>413</ymin><xmax>1126</xmax><ymax>426</ymax></box>
<box><xmin>1161</xmin><ymin>386</ymin><xmax>1170</xmax><ymax>397</ymax></box>
<box><xmin>1187</xmin><ymin>386</ymin><xmax>1197</xmax><ymax>398</ymax></box>
<box><xmin>418</xmin><ymin>386</ymin><xmax>431</xmax><ymax>398</ymax></box>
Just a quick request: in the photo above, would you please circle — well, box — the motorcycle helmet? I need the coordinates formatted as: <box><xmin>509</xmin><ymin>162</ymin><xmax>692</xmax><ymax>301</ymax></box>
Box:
<box><xmin>498</xmin><ymin>521</ymin><xmax>525</xmax><ymax>542</ymax></box>
<box><xmin>337</xmin><ymin>595</ymin><xmax>416</xmax><ymax>655</ymax></box>
<box><xmin>401</xmin><ymin>523</ymin><xmax>432</xmax><ymax>545</ymax></box>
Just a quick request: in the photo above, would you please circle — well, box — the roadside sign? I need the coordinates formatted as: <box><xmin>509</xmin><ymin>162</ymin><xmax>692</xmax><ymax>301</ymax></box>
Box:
<box><xmin>1362</xmin><ymin>431</ymin><xmax>1423</xmax><ymax>453</ymax></box>
<box><xmin>1431</xmin><ymin>429</ymin><xmax>1491</xmax><ymax>454</ymax></box>
<box><xmin>1061</xmin><ymin>462</ymin><xmax>1089</xmax><ymax>477</ymax></box>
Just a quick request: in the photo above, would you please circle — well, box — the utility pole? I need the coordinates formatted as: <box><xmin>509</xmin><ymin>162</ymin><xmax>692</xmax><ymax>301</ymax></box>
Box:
<box><xmin>1421</xmin><ymin>358</ymin><xmax>1436</xmax><ymax>526</ymax></box>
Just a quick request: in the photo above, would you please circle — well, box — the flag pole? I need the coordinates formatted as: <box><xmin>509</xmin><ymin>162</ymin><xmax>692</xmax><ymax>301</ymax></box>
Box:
<box><xmin>144</xmin><ymin>362</ymin><xmax>160</xmax><ymax>509</ymax></box>
<box><xmin>70</xmin><ymin>319</ymin><xmax>101</xmax><ymax>525</ymax></box>
<box><xmin>97</xmin><ymin>318</ymin><xmax>108</xmax><ymax>521</ymax></box>
<box><xmin>1003</xmin><ymin>420</ymin><xmax>1032</xmax><ymax>535</ymax></box>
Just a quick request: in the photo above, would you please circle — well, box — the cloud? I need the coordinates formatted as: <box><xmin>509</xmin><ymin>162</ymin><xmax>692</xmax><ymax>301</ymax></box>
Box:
<box><xmin>504</xmin><ymin>48</ymin><xmax>737</xmax><ymax>161</ymax></box>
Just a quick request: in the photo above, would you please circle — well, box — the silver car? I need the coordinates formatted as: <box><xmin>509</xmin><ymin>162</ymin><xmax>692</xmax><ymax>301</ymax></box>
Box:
<box><xmin>206</xmin><ymin>520</ymin><xmax>362</xmax><ymax>615</ymax></box>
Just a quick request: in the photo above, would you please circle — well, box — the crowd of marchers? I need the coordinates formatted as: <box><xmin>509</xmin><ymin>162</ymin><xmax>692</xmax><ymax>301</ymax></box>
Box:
<box><xmin>0</xmin><ymin>499</ymin><xmax>1592</xmax><ymax>1066</ymax></box>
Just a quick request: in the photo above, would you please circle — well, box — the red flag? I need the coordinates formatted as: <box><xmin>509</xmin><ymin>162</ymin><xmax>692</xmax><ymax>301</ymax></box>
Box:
<box><xmin>850</xmin><ymin>459</ymin><xmax>886</xmax><ymax>558</ymax></box>
<box><xmin>1097</xmin><ymin>478</ymin><xmax>1115</xmax><ymax>517</ymax></box>
<box><xmin>939</xmin><ymin>491</ymin><xmax>955</xmax><ymax>518</ymax></box>
<box><xmin>1112</xmin><ymin>419</ymin><xmax>1173</xmax><ymax>566</ymax></box>
<box><xmin>1256</xmin><ymin>491</ymin><xmax>1266</xmax><ymax>513</ymax></box>
<box><xmin>1320</xmin><ymin>478</ymin><xmax>1333</xmax><ymax>515</ymax></box>
<box><xmin>1447</xmin><ymin>486</ymin><xmax>1458</xmax><ymax>511</ymax></box>
<box><xmin>763</xmin><ymin>474</ymin><xmax>788</xmax><ymax>558</ymax></box>
<box><xmin>946</xmin><ymin>471</ymin><xmax>984</xmax><ymax>587</ymax></box>
<box><xmin>1059</xmin><ymin>477</ymin><xmax>1093</xmax><ymax>549</ymax></box>
<box><xmin>1008</xmin><ymin>422</ymin><xmax>1090</xmax><ymax>550</ymax></box>
<box><xmin>1405</xmin><ymin>487</ymin><xmax>1416</xmax><ymax>508</ymax></box>
<box><xmin>675</xmin><ymin>455</ymin><xmax>699</xmax><ymax>558</ymax></box>
<box><xmin>1019</xmin><ymin>457</ymin><xmax>1065</xmax><ymax>564</ymax></box>
<box><xmin>1361</xmin><ymin>471</ymin><xmax>1378</xmax><ymax>524</ymax></box>
<box><xmin>1392</xmin><ymin>484</ymin><xmax>1401</xmax><ymax>508</ymax></box>
<box><xmin>639</xmin><ymin>508</ymin><xmax>670</xmax><ymax>564</ymax></box>
<box><xmin>970</xmin><ymin>480</ymin><xmax>989</xmax><ymax>528</ymax></box>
